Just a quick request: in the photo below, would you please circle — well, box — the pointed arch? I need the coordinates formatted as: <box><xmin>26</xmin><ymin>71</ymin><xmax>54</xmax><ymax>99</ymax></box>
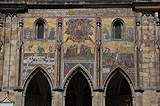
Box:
<box><xmin>104</xmin><ymin>66</ymin><xmax>134</xmax><ymax>106</ymax></box>
<box><xmin>103</xmin><ymin>66</ymin><xmax>134</xmax><ymax>96</ymax></box>
<box><xmin>23</xmin><ymin>65</ymin><xmax>54</xmax><ymax>95</ymax></box>
<box><xmin>63</xmin><ymin>64</ymin><xmax>94</xmax><ymax>96</ymax></box>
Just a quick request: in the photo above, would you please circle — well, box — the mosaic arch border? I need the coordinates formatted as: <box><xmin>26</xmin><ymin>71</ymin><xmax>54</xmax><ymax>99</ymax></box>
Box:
<box><xmin>62</xmin><ymin>64</ymin><xmax>94</xmax><ymax>96</ymax></box>
<box><xmin>103</xmin><ymin>65</ymin><xmax>135</xmax><ymax>97</ymax></box>
<box><xmin>22</xmin><ymin>65</ymin><xmax>54</xmax><ymax>96</ymax></box>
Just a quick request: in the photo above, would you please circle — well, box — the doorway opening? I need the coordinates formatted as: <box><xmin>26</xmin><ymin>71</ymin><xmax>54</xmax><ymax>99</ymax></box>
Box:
<box><xmin>25</xmin><ymin>71</ymin><xmax>51</xmax><ymax>106</ymax></box>
<box><xmin>65</xmin><ymin>71</ymin><xmax>92</xmax><ymax>106</ymax></box>
<box><xmin>106</xmin><ymin>71</ymin><xmax>132</xmax><ymax>106</ymax></box>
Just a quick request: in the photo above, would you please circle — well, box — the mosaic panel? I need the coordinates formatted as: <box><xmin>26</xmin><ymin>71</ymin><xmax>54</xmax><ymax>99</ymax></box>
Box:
<box><xmin>23</xmin><ymin>17</ymin><xmax>57</xmax><ymax>83</ymax></box>
<box><xmin>102</xmin><ymin>17</ymin><xmax>135</xmax><ymax>83</ymax></box>
<box><xmin>63</xmin><ymin>18</ymin><xmax>96</xmax><ymax>60</ymax></box>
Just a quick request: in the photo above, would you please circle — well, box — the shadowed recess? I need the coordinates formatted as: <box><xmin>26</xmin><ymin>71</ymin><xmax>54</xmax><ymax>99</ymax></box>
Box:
<box><xmin>25</xmin><ymin>71</ymin><xmax>51</xmax><ymax>106</ymax></box>
<box><xmin>65</xmin><ymin>71</ymin><xmax>92</xmax><ymax>106</ymax></box>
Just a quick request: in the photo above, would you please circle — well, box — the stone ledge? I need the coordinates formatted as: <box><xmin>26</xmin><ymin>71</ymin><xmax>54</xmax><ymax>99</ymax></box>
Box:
<box><xmin>13</xmin><ymin>86</ymin><xmax>24</xmax><ymax>92</ymax></box>
<box><xmin>134</xmin><ymin>87</ymin><xmax>145</xmax><ymax>93</ymax></box>
<box><xmin>93</xmin><ymin>87</ymin><xmax>104</xmax><ymax>92</ymax></box>
<box><xmin>0</xmin><ymin>4</ymin><xmax>28</xmax><ymax>13</ymax></box>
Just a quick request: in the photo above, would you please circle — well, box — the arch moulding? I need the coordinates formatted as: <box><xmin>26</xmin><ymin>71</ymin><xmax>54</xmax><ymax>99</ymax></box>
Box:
<box><xmin>62</xmin><ymin>64</ymin><xmax>94</xmax><ymax>96</ymax></box>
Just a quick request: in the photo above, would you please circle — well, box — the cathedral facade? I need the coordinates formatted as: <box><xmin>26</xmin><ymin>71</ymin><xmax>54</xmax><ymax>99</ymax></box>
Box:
<box><xmin>0</xmin><ymin>0</ymin><xmax>160</xmax><ymax>106</ymax></box>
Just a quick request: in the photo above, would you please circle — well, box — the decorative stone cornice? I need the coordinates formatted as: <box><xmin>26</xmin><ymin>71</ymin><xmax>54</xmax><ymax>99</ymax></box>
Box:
<box><xmin>0</xmin><ymin>4</ymin><xmax>28</xmax><ymax>13</ymax></box>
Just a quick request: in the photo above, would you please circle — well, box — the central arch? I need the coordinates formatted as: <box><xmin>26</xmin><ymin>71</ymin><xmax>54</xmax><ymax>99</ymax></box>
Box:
<box><xmin>64</xmin><ymin>67</ymin><xmax>93</xmax><ymax>106</ymax></box>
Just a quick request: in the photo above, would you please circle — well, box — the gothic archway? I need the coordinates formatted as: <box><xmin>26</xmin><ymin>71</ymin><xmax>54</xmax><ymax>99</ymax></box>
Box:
<box><xmin>105</xmin><ymin>68</ymin><xmax>133</xmax><ymax>106</ymax></box>
<box><xmin>65</xmin><ymin>68</ymin><xmax>92</xmax><ymax>106</ymax></box>
<box><xmin>24</xmin><ymin>68</ymin><xmax>52</xmax><ymax>106</ymax></box>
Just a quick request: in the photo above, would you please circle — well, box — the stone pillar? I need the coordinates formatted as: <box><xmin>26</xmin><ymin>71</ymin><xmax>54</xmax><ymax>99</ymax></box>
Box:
<box><xmin>0</xmin><ymin>15</ymin><xmax>4</xmax><ymax>90</ymax></box>
<box><xmin>2</xmin><ymin>14</ymin><xmax>12</xmax><ymax>89</ymax></box>
<box><xmin>53</xmin><ymin>88</ymin><xmax>64</xmax><ymax>106</ymax></box>
<box><xmin>95</xmin><ymin>17</ymin><xmax>102</xmax><ymax>86</ymax></box>
<box><xmin>56</xmin><ymin>17</ymin><xmax>63</xmax><ymax>87</ymax></box>
<box><xmin>143</xmin><ymin>90</ymin><xmax>158</xmax><ymax>106</ymax></box>
<box><xmin>134</xmin><ymin>90</ymin><xmax>143</xmax><ymax>106</ymax></box>
<box><xmin>156</xmin><ymin>11</ymin><xmax>160</xmax><ymax>106</ymax></box>
<box><xmin>93</xmin><ymin>88</ymin><xmax>104</xmax><ymax>106</ymax></box>
<box><xmin>135</xmin><ymin>12</ymin><xmax>142</xmax><ymax>87</ymax></box>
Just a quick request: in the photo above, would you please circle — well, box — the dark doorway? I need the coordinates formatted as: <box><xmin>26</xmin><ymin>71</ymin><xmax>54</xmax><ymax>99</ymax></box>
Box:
<box><xmin>106</xmin><ymin>71</ymin><xmax>132</xmax><ymax>106</ymax></box>
<box><xmin>25</xmin><ymin>71</ymin><xmax>51</xmax><ymax>106</ymax></box>
<box><xmin>65</xmin><ymin>71</ymin><xmax>92</xmax><ymax>106</ymax></box>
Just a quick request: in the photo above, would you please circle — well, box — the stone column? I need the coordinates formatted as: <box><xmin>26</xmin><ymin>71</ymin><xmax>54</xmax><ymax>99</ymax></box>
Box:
<box><xmin>53</xmin><ymin>88</ymin><xmax>64</xmax><ymax>106</ymax></box>
<box><xmin>95</xmin><ymin>17</ymin><xmax>102</xmax><ymax>86</ymax></box>
<box><xmin>134</xmin><ymin>90</ymin><xmax>144</xmax><ymax>106</ymax></box>
<box><xmin>93</xmin><ymin>88</ymin><xmax>104</xmax><ymax>106</ymax></box>
<box><xmin>155</xmin><ymin>11</ymin><xmax>160</xmax><ymax>106</ymax></box>
<box><xmin>56</xmin><ymin>17</ymin><xmax>63</xmax><ymax>87</ymax></box>
<box><xmin>2</xmin><ymin>14</ymin><xmax>12</xmax><ymax>89</ymax></box>
<box><xmin>0</xmin><ymin>15</ymin><xmax>4</xmax><ymax>90</ymax></box>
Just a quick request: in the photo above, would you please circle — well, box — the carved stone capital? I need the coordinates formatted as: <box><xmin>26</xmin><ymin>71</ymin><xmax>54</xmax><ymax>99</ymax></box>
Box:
<box><xmin>136</xmin><ymin>21</ymin><xmax>140</xmax><ymax>26</ymax></box>
<box><xmin>19</xmin><ymin>20</ymin><xmax>23</xmax><ymax>27</ymax></box>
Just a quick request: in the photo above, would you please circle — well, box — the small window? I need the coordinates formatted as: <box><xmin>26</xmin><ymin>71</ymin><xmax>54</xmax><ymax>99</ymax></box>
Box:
<box><xmin>112</xmin><ymin>19</ymin><xmax>125</xmax><ymax>40</ymax></box>
<box><xmin>115</xmin><ymin>22</ymin><xmax>121</xmax><ymax>39</ymax></box>
<box><xmin>36</xmin><ymin>20</ymin><xmax>44</xmax><ymax>39</ymax></box>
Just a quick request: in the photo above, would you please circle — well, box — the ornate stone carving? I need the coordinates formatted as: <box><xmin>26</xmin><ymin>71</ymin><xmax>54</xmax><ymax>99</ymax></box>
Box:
<box><xmin>142</xmin><ymin>12</ymin><xmax>154</xmax><ymax>17</ymax></box>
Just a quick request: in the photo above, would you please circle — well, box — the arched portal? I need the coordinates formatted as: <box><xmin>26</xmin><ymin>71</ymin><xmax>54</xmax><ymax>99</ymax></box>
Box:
<box><xmin>105</xmin><ymin>69</ymin><xmax>133</xmax><ymax>106</ymax></box>
<box><xmin>65</xmin><ymin>71</ymin><xmax>92</xmax><ymax>106</ymax></box>
<box><xmin>25</xmin><ymin>71</ymin><xmax>51</xmax><ymax>106</ymax></box>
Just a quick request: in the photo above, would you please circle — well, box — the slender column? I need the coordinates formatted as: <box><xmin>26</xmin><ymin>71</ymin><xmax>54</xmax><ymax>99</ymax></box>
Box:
<box><xmin>54</xmin><ymin>17</ymin><xmax>64</xmax><ymax>106</ymax></box>
<box><xmin>94</xmin><ymin>17</ymin><xmax>103</xmax><ymax>106</ymax></box>
<box><xmin>56</xmin><ymin>17</ymin><xmax>63</xmax><ymax>87</ymax></box>
<box><xmin>2</xmin><ymin>14</ymin><xmax>11</xmax><ymax>89</ymax></box>
<box><xmin>95</xmin><ymin>17</ymin><xmax>102</xmax><ymax>87</ymax></box>
<box><xmin>0</xmin><ymin>16</ymin><xmax>4</xmax><ymax>90</ymax></box>
<box><xmin>156</xmin><ymin>11</ymin><xmax>160</xmax><ymax>106</ymax></box>
<box><xmin>135</xmin><ymin>13</ymin><xmax>141</xmax><ymax>87</ymax></box>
